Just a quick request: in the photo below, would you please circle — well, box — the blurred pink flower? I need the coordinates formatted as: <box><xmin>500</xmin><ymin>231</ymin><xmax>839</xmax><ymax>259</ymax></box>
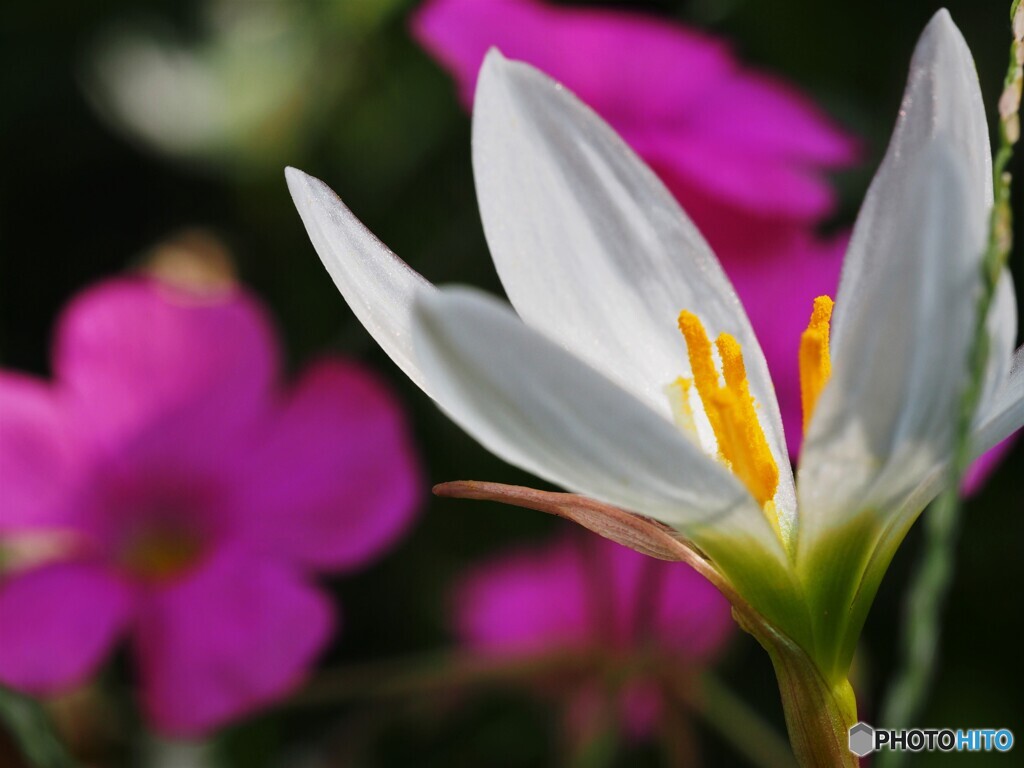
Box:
<box><xmin>412</xmin><ymin>0</ymin><xmax>856</xmax><ymax>458</ymax></box>
<box><xmin>413</xmin><ymin>0</ymin><xmax>858</xmax><ymax>226</ymax></box>
<box><xmin>0</xmin><ymin>276</ymin><xmax>422</xmax><ymax>735</ymax></box>
<box><xmin>412</xmin><ymin>0</ymin><xmax>1018</xmax><ymax>479</ymax></box>
<box><xmin>453</xmin><ymin>534</ymin><xmax>733</xmax><ymax>739</ymax></box>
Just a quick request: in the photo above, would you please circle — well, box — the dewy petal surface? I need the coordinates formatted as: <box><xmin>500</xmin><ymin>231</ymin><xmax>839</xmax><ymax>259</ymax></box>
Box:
<box><xmin>472</xmin><ymin>51</ymin><xmax>796</xmax><ymax>523</ymax></box>
<box><xmin>799</xmin><ymin>11</ymin><xmax>991</xmax><ymax>524</ymax></box>
<box><xmin>412</xmin><ymin>286</ymin><xmax>777</xmax><ymax>544</ymax></box>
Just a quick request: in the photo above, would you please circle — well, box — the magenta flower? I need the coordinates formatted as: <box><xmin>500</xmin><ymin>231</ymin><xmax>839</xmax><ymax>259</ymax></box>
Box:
<box><xmin>413</xmin><ymin>0</ymin><xmax>857</xmax><ymax>228</ymax></box>
<box><xmin>411</xmin><ymin>0</ymin><xmax>1017</xmax><ymax>481</ymax></box>
<box><xmin>412</xmin><ymin>0</ymin><xmax>856</xmax><ymax>459</ymax></box>
<box><xmin>454</xmin><ymin>533</ymin><xmax>733</xmax><ymax>739</ymax></box>
<box><xmin>0</xmin><ymin>276</ymin><xmax>422</xmax><ymax>735</ymax></box>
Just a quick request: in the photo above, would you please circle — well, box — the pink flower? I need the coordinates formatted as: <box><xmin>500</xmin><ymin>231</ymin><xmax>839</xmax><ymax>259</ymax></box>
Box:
<box><xmin>412</xmin><ymin>0</ymin><xmax>856</xmax><ymax>459</ymax></box>
<box><xmin>412</xmin><ymin>0</ymin><xmax>1017</xmax><ymax>478</ymax></box>
<box><xmin>0</xmin><ymin>276</ymin><xmax>422</xmax><ymax>736</ymax></box>
<box><xmin>453</xmin><ymin>533</ymin><xmax>734</xmax><ymax>739</ymax></box>
<box><xmin>413</xmin><ymin>0</ymin><xmax>858</xmax><ymax>227</ymax></box>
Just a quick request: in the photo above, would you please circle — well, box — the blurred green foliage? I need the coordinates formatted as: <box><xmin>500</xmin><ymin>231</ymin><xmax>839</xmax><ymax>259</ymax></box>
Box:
<box><xmin>0</xmin><ymin>0</ymin><xmax>1020</xmax><ymax>765</ymax></box>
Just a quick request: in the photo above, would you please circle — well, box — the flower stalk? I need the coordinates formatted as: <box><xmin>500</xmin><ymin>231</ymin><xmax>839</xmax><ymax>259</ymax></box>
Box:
<box><xmin>879</xmin><ymin>3</ymin><xmax>1022</xmax><ymax>753</ymax></box>
<box><xmin>744</xmin><ymin>624</ymin><xmax>858</xmax><ymax>768</ymax></box>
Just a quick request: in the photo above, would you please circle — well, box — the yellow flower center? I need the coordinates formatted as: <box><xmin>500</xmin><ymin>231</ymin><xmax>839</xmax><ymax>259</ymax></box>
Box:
<box><xmin>120</xmin><ymin>526</ymin><xmax>203</xmax><ymax>582</ymax></box>
<box><xmin>665</xmin><ymin>297</ymin><xmax>835</xmax><ymax>528</ymax></box>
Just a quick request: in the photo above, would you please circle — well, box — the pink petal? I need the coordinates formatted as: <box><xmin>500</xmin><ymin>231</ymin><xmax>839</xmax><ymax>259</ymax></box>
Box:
<box><xmin>0</xmin><ymin>562</ymin><xmax>133</xmax><ymax>693</ymax></box>
<box><xmin>687</xmin><ymin>70</ymin><xmax>860</xmax><ymax>167</ymax></box>
<box><xmin>453</xmin><ymin>535</ymin><xmax>732</xmax><ymax>660</ymax></box>
<box><xmin>53</xmin><ymin>277</ymin><xmax>279</xmax><ymax>452</ymax></box>
<box><xmin>453</xmin><ymin>536</ymin><xmax>591</xmax><ymax>653</ymax></box>
<box><xmin>0</xmin><ymin>373</ymin><xmax>82</xmax><ymax>532</ymax></box>
<box><xmin>599</xmin><ymin>538</ymin><xmax>732</xmax><ymax>658</ymax></box>
<box><xmin>224</xmin><ymin>360</ymin><xmax>422</xmax><ymax>572</ymax></box>
<box><xmin>650</xmin><ymin>556</ymin><xmax>735</xmax><ymax>662</ymax></box>
<box><xmin>636</xmin><ymin>131</ymin><xmax>838</xmax><ymax>221</ymax></box>
<box><xmin>413</xmin><ymin>0</ymin><xmax>732</xmax><ymax>117</ymax></box>
<box><xmin>412</xmin><ymin>0</ymin><xmax>855</xmax><ymax>220</ymax></box>
<box><xmin>133</xmin><ymin>545</ymin><xmax>333</xmax><ymax>736</ymax></box>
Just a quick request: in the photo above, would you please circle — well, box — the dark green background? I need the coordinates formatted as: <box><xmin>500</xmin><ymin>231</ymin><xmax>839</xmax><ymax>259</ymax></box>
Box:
<box><xmin>0</xmin><ymin>0</ymin><xmax>1020</xmax><ymax>765</ymax></box>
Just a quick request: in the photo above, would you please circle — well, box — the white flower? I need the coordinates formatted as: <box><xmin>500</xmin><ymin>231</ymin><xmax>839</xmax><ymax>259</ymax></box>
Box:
<box><xmin>286</xmin><ymin>10</ymin><xmax>1021</xmax><ymax>680</ymax></box>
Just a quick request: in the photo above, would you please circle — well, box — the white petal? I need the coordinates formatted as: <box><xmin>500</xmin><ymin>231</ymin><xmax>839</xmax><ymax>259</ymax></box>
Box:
<box><xmin>285</xmin><ymin>168</ymin><xmax>779</xmax><ymax>550</ymax></box>
<box><xmin>799</xmin><ymin>12</ymin><xmax>990</xmax><ymax>524</ymax></box>
<box><xmin>973</xmin><ymin>344</ymin><xmax>1024</xmax><ymax>455</ymax></box>
<box><xmin>472</xmin><ymin>49</ymin><xmax>796</xmax><ymax>527</ymax></box>
<box><xmin>413</xmin><ymin>286</ymin><xmax>780</xmax><ymax>549</ymax></box>
<box><xmin>285</xmin><ymin>167</ymin><xmax>437</xmax><ymax>394</ymax></box>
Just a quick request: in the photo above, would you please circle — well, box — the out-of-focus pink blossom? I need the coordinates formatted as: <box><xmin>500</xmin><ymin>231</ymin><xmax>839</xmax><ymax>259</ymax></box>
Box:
<box><xmin>0</xmin><ymin>276</ymin><xmax>422</xmax><ymax>735</ymax></box>
<box><xmin>412</xmin><ymin>0</ymin><xmax>1017</xmax><ymax>478</ymax></box>
<box><xmin>413</xmin><ymin>0</ymin><xmax>858</xmax><ymax>225</ymax></box>
<box><xmin>453</xmin><ymin>534</ymin><xmax>733</xmax><ymax>739</ymax></box>
<box><xmin>412</xmin><ymin>0</ymin><xmax>856</xmax><ymax>459</ymax></box>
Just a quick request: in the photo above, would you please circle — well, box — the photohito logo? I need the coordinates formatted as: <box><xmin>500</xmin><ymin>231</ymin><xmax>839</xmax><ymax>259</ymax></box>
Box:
<box><xmin>849</xmin><ymin>722</ymin><xmax>1014</xmax><ymax>756</ymax></box>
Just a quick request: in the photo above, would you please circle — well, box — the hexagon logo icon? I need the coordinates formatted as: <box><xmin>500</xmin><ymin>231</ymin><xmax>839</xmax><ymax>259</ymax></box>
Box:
<box><xmin>849</xmin><ymin>722</ymin><xmax>875</xmax><ymax>757</ymax></box>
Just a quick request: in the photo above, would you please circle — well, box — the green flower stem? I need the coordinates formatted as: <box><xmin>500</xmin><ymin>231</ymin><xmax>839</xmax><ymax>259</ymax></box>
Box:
<box><xmin>736</xmin><ymin>618</ymin><xmax>859</xmax><ymax>768</ymax></box>
<box><xmin>878</xmin><ymin>3</ymin><xmax>1022</xmax><ymax>761</ymax></box>
<box><xmin>0</xmin><ymin>687</ymin><xmax>76</xmax><ymax>768</ymax></box>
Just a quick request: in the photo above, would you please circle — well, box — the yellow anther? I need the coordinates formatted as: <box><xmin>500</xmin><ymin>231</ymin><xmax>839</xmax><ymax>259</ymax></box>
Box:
<box><xmin>799</xmin><ymin>296</ymin><xmax>834</xmax><ymax>435</ymax></box>
<box><xmin>675</xmin><ymin>312</ymin><xmax>779</xmax><ymax>510</ymax></box>
<box><xmin>677</xmin><ymin>311</ymin><xmax>726</xmax><ymax>440</ymax></box>
<box><xmin>714</xmin><ymin>334</ymin><xmax>779</xmax><ymax>508</ymax></box>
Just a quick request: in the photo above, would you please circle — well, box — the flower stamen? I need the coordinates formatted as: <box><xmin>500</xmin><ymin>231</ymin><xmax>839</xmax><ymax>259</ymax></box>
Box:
<box><xmin>676</xmin><ymin>311</ymin><xmax>779</xmax><ymax>512</ymax></box>
<box><xmin>799</xmin><ymin>296</ymin><xmax>834</xmax><ymax>435</ymax></box>
<box><xmin>677</xmin><ymin>311</ymin><xmax>727</xmax><ymax>443</ymax></box>
<box><xmin>120</xmin><ymin>526</ymin><xmax>203</xmax><ymax>582</ymax></box>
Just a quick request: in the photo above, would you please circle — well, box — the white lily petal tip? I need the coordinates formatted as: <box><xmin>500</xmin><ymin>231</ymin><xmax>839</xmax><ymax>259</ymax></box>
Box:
<box><xmin>482</xmin><ymin>46</ymin><xmax>508</xmax><ymax>67</ymax></box>
<box><xmin>921</xmin><ymin>7</ymin><xmax>967</xmax><ymax>53</ymax></box>
<box><xmin>284</xmin><ymin>165</ymin><xmax>320</xmax><ymax>202</ymax></box>
<box><xmin>929</xmin><ymin>7</ymin><xmax>955</xmax><ymax>29</ymax></box>
<box><xmin>477</xmin><ymin>46</ymin><xmax>560</xmax><ymax>106</ymax></box>
<box><xmin>478</xmin><ymin>48</ymin><xmax>511</xmax><ymax>92</ymax></box>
